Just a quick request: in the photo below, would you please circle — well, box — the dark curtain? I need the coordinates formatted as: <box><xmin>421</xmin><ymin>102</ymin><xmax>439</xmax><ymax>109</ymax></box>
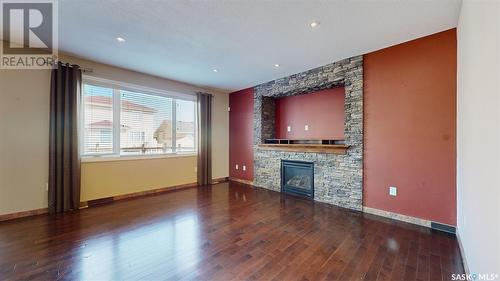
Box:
<box><xmin>48</xmin><ymin>62</ymin><xmax>82</xmax><ymax>213</ymax></box>
<box><xmin>197</xmin><ymin>92</ymin><xmax>213</xmax><ymax>186</ymax></box>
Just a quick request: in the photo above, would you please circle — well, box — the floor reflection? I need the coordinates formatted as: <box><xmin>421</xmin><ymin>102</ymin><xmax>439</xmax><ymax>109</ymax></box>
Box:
<box><xmin>77</xmin><ymin>211</ymin><xmax>200</xmax><ymax>280</ymax></box>
<box><xmin>0</xmin><ymin>182</ymin><xmax>464</xmax><ymax>280</ymax></box>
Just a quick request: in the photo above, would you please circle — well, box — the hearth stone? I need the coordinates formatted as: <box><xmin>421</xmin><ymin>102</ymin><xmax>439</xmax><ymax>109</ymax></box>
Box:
<box><xmin>253</xmin><ymin>55</ymin><xmax>363</xmax><ymax>211</ymax></box>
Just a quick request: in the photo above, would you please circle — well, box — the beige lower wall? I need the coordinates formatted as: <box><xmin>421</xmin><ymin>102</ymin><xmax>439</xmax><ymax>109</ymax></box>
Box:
<box><xmin>0</xmin><ymin>69</ymin><xmax>51</xmax><ymax>215</ymax></box>
<box><xmin>81</xmin><ymin>156</ymin><xmax>196</xmax><ymax>201</ymax></box>
<box><xmin>0</xmin><ymin>51</ymin><xmax>229</xmax><ymax>216</ymax></box>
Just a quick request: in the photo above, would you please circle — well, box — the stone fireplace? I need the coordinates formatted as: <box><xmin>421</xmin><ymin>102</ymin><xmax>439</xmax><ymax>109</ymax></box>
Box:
<box><xmin>253</xmin><ymin>56</ymin><xmax>363</xmax><ymax>211</ymax></box>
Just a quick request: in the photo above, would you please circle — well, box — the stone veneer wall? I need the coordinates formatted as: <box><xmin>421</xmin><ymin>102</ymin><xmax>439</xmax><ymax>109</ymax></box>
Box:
<box><xmin>253</xmin><ymin>56</ymin><xmax>363</xmax><ymax>211</ymax></box>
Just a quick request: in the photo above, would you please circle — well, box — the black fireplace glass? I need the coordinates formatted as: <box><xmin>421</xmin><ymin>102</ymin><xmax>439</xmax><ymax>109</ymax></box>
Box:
<box><xmin>281</xmin><ymin>160</ymin><xmax>314</xmax><ymax>199</ymax></box>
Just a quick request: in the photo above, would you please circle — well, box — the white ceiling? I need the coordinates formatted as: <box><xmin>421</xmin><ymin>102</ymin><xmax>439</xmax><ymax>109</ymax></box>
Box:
<box><xmin>58</xmin><ymin>0</ymin><xmax>461</xmax><ymax>92</ymax></box>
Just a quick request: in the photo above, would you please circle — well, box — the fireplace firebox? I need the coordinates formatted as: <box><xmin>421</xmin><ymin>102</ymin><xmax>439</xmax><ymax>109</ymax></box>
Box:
<box><xmin>281</xmin><ymin>160</ymin><xmax>314</xmax><ymax>199</ymax></box>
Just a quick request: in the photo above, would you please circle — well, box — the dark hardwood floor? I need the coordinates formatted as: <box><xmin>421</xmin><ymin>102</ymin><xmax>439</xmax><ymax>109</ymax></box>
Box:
<box><xmin>0</xmin><ymin>181</ymin><xmax>464</xmax><ymax>281</ymax></box>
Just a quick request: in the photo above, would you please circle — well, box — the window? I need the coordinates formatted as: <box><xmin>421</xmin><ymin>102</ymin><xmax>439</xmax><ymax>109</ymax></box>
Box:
<box><xmin>120</xmin><ymin>90</ymin><xmax>173</xmax><ymax>155</ymax></box>
<box><xmin>82</xmin><ymin>78</ymin><xmax>197</xmax><ymax>158</ymax></box>
<box><xmin>82</xmin><ymin>84</ymin><xmax>114</xmax><ymax>154</ymax></box>
<box><xmin>176</xmin><ymin>99</ymin><xmax>196</xmax><ymax>152</ymax></box>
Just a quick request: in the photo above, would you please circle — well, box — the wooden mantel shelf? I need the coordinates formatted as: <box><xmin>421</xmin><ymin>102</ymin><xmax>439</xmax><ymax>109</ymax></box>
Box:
<box><xmin>258</xmin><ymin>144</ymin><xmax>349</xmax><ymax>154</ymax></box>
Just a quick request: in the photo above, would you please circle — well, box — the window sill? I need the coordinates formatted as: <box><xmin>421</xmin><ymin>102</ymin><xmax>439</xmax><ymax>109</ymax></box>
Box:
<box><xmin>81</xmin><ymin>153</ymin><xmax>197</xmax><ymax>163</ymax></box>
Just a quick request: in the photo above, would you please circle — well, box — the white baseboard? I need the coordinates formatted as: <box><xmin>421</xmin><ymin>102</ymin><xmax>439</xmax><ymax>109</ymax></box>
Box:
<box><xmin>456</xmin><ymin>230</ymin><xmax>470</xmax><ymax>275</ymax></box>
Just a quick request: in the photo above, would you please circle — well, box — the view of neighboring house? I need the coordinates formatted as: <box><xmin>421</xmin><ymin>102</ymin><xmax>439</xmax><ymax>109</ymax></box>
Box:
<box><xmin>83</xmin><ymin>94</ymin><xmax>115</xmax><ymax>154</ymax></box>
<box><xmin>176</xmin><ymin>121</ymin><xmax>195</xmax><ymax>151</ymax></box>
<box><xmin>84</xmin><ymin>93</ymin><xmax>159</xmax><ymax>154</ymax></box>
<box><xmin>83</xmin><ymin>85</ymin><xmax>195</xmax><ymax>155</ymax></box>
<box><xmin>152</xmin><ymin>120</ymin><xmax>172</xmax><ymax>150</ymax></box>
<box><xmin>120</xmin><ymin>92</ymin><xmax>161</xmax><ymax>154</ymax></box>
<box><xmin>154</xmin><ymin>120</ymin><xmax>195</xmax><ymax>152</ymax></box>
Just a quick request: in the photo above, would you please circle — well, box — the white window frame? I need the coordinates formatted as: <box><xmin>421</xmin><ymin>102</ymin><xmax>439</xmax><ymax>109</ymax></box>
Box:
<box><xmin>81</xmin><ymin>76</ymin><xmax>197</xmax><ymax>161</ymax></box>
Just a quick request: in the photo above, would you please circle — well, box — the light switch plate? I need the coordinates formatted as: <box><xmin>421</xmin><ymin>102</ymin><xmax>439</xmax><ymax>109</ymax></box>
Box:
<box><xmin>287</xmin><ymin>126</ymin><xmax>291</xmax><ymax>132</ymax></box>
<box><xmin>235</xmin><ymin>164</ymin><xmax>239</xmax><ymax>170</ymax></box>
<box><xmin>305</xmin><ymin>125</ymin><xmax>309</xmax><ymax>131</ymax></box>
<box><xmin>242</xmin><ymin>165</ymin><xmax>246</xmax><ymax>171</ymax></box>
<box><xmin>389</xmin><ymin>186</ymin><xmax>397</xmax><ymax>196</ymax></box>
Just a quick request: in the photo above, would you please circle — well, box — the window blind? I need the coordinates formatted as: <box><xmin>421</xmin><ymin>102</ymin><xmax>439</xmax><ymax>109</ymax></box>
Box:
<box><xmin>82</xmin><ymin>84</ymin><xmax>114</xmax><ymax>154</ymax></box>
<box><xmin>81</xmin><ymin>79</ymin><xmax>197</xmax><ymax>157</ymax></box>
<box><xmin>175</xmin><ymin>99</ymin><xmax>196</xmax><ymax>152</ymax></box>
<box><xmin>120</xmin><ymin>90</ymin><xmax>173</xmax><ymax>155</ymax></box>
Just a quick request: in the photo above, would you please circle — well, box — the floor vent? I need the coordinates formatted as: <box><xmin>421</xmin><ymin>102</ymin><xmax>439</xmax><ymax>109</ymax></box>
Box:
<box><xmin>431</xmin><ymin>222</ymin><xmax>456</xmax><ymax>234</ymax></box>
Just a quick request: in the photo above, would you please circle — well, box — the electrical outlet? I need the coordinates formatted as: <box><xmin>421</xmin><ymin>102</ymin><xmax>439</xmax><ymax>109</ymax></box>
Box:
<box><xmin>242</xmin><ymin>165</ymin><xmax>246</xmax><ymax>171</ymax></box>
<box><xmin>194</xmin><ymin>166</ymin><xmax>197</xmax><ymax>172</ymax></box>
<box><xmin>304</xmin><ymin>125</ymin><xmax>309</xmax><ymax>131</ymax></box>
<box><xmin>45</xmin><ymin>183</ymin><xmax>48</xmax><ymax>192</ymax></box>
<box><xmin>389</xmin><ymin>186</ymin><xmax>397</xmax><ymax>196</ymax></box>
<box><xmin>287</xmin><ymin>126</ymin><xmax>291</xmax><ymax>132</ymax></box>
<box><xmin>235</xmin><ymin>164</ymin><xmax>239</xmax><ymax>170</ymax></box>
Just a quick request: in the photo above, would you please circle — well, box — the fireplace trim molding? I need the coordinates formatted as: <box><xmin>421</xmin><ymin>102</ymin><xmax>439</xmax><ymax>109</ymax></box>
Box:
<box><xmin>252</xmin><ymin>56</ymin><xmax>363</xmax><ymax>211</ymax></box>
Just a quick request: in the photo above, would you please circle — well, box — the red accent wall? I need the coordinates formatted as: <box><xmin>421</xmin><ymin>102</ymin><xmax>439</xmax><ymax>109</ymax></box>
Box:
<box><xmin>275</xmin><ymin>88</ymin><xmax>345</xmax><ymax>139</ymax></box>
<box><xmin>364</xmin><ymin>29</ymin><xmax>457</xmax><ymax>225</ymax></box>
<box><xmin>227</xmin><ymin>29</ymin><xmax>457</xmax><ymax>226</ymax></box>
<box><xmin>229</xmin><ymin>88</ymin><xmax>254</xmax><ymax>181</ymax></box>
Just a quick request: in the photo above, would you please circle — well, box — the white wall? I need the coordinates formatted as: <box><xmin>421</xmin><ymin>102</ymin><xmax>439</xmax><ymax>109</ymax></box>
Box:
<box><xmin>457</xmin><ymin>0</ymin><xmax>500</xmax><ymax>274</ymax></box>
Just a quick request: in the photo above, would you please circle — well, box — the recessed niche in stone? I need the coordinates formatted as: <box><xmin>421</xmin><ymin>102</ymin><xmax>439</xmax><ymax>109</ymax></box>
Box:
<box><xmin>275</xmin><ymin>87</ymin><xmax>345</xmax><ymax>140</ymax></box>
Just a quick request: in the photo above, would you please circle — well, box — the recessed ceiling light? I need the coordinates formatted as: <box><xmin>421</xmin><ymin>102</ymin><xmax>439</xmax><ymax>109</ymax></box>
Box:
<box><xmin>310</xmin><ymin>21</ymin><xmax>320</xmax><ymax>28</ymax></box>
<box><xmin>213</xmin><ymin>68</ymin><xmax>219</xmax><ymax>73</ymax></box>
<box><xmin>274</xmin><ymin>64</ymin><xmax>280</xmax><ymax>68</ymax></box>
<box><xmin>116</xmin><ymin>37</ymin><xmax>126</xmax><ymax>42</ymax></box>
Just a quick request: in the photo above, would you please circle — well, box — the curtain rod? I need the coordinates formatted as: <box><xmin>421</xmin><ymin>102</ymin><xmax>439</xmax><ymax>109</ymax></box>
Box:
<box><xmin>56</xmin><ymin>61</ymin><xmax>93</xmax><ymax>73</ymax></box>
